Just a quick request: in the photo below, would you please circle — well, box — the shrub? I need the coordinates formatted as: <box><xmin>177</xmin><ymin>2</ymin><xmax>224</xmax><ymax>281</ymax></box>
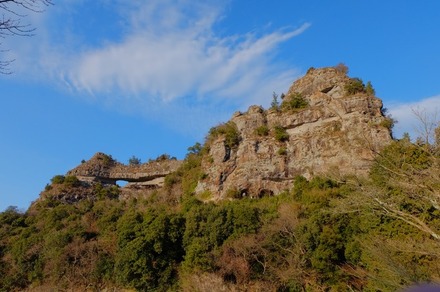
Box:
<box><xmin>380</xmin><ymin>116</ymin><xmax>396</xmax><ymax>131</ymax></box>
<box><xmin>365</xmin><ymin>81</ymin><xmax>375</xmax><ymax>95</ymax></box>
<box><xmin>207</xmin><ymin>122</ymin><xmax>241</xmax><ymax>148</ymax></box>
<box><xmin>277</xmin><ymin>147</ymin><xmax>287</xmax><ymax>156</ymax></box>
<box><xmin>255</xmin><ymin>125</ymin><xmax>269</xmax><ymax>136</ymax></box>
<box><xmin>345</xmin><ymin>78</ymin><xmax>366</xmax><ymax>95</ymax></box>
<box><xmin>128</xmin><ymin>155</ymin><xmax>141</xmax><ymax>165</ymax></box>
<box><xmin>282</xmin><ymin>92</ymin><xmax>308</xmax><ymax>111</ymax></box>
<box><xmin>334</xmin><ymin>63</ymin><xmax>349</xmax><ymax>74</ymax></box>
<box><xmin>51</xmin><ymin>175</ymin><xmax>65</xmax><ymax>184</ymax></box>
<box><xmin>155</xmin><ymin>153</ymin><xmax>175</xmax><ymax>161</ymax></box>
<box><xmin>64</xmin><ymin>175</ymin><xmax>80</xmax><ymax>187</ymax></box>
<box><xmin>187</xmin><ymin>142</ymin><xmax>202</xmax><ymax>155</ymax></box>
<box><xmin>225</xmin><ymin>187</ymin><xmax>242</xmax><ymax>199</ymax></box>
<box><xmin>273</xmin><ymin>125</ymin><xmax>289</xmax><ymax>142</ymax></box>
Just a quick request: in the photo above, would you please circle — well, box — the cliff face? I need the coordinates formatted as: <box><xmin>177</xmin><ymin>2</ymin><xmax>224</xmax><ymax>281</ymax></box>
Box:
<box><xmin>195</xmin><ymin>67</ymin><xmax>392</xmax><ymax>199</ymax></box>
<box><xmin>39</xmin><ymin>66</ymin><xmax>392</xmax><ymax>204</ymax></box>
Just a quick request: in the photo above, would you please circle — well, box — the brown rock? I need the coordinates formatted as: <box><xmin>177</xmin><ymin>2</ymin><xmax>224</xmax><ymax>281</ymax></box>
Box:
<box><xmin>196</xmin><ymin>67</ymin><xmax>392</xmax><ymax>200</ymax></box>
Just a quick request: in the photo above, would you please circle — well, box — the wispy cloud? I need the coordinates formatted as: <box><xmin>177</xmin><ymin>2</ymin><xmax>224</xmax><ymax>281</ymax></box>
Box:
<box><xmin>388</xmin><ymin>95</ymin><xmax>440</xmax><ymax>140</ymax></box>
<box><xmin>4</xmin><ymin>0</ymin><xmax>310</xmax><ymax>137</ymax></box>
<box><xmin>66</xmin><ymin>9</ymin><xmax>309</xmax><ymax>102</ymax></box>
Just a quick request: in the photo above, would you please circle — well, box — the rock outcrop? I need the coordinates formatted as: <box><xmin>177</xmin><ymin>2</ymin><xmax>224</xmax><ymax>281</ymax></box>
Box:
<box><xmin>41</xmin><ymin>66</ymin><xmax>393</xmax><ymax>204</ymax></box>
<box><xmin>67</xmin><ymin>152</ymin><xmax>183</xmax><ymax>188</ymax></box>
<box><xmin>195</xmin><ymin>67</ymin><xmax>392</xmax><ymax>200</ymax></box>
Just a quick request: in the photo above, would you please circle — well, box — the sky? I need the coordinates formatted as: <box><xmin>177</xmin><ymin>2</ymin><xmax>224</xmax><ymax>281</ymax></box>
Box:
<box><xmin>1</xmin><ymin>0</ymin><xmax>440</xmax><ymax>212</ymax></box>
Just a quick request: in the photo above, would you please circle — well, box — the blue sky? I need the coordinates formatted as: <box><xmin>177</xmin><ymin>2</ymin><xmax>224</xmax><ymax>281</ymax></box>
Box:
<box><xmin>1</xmin><ymin>0</ymin><xmax>440</xmax><ymax>211</ymax></box>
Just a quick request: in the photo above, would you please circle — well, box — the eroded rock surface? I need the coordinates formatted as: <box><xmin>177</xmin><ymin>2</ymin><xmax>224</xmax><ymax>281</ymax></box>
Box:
<box><xmin>67</xmin><ymin>152</ymin><xmax>182</xmax><ymax>188</ymax></box>
<box><xmin>195</xmin><ymin>67</ymin><xmax>392</xmax><ymax>200</ymax></box>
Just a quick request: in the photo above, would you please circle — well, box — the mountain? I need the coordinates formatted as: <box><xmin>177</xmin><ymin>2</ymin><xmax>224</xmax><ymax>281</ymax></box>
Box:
<box><xmin>38</xmin><ymin>66</ymin><xmax>392</xmax><ymax>205</ymax></box>
<box><xmin>2</xmin><ymin>65</ymin><xmax>439</xmax><ymax>292</ymax></box>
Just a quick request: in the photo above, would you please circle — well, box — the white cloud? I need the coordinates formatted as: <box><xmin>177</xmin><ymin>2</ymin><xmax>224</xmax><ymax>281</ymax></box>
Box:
<box><xmin>3</xmin><ymin>0</ymin><xmax>309</xmax><ymax>136</ymax></box>
<box><xmin>65</xmin><ymin>17</ymin><xmax>309</xmax><ymax>103</ymax></box>
<box><xmin>388</xmin><ymin>95</ymin><xmax>440</xmax><ymax>140</ymax></box>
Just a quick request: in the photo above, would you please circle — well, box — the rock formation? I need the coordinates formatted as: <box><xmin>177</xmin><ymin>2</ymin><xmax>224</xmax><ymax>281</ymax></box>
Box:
<box><xmin>40</xmin><ymin>66</ymin><xmax>393</xmax><ymax>204</ymax></box>
<box><xmin>67</xmin><ymin>152</ymin><xmax>182</xmax><ymax>188</ymax></box>
<box><xmin>195</xmin><ymin>66</ymin><xmax>392</xmax><ymax>200</ymax></box>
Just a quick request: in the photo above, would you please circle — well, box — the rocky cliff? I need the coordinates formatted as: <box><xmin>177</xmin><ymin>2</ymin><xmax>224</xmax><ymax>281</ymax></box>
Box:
<box><xmin>40</xmin><ymin>66</ymin><xmax>392</xmax><ymax>203</ymax></box>
<box><xmin>195</xmin><ymin>66</ymin><xmax>392</xmax><ymax>200</ymax></box>
<box><xmin>67</xmin><ymin>152</ymin><xmax>182</xmax><ymax>188</ymax></box>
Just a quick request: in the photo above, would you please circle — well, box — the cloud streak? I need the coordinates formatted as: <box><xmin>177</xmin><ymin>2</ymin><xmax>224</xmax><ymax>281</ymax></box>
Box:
<box><xmin>66</xmin><ymin>13</ymin><xmax>309</xmax><ymax>103</ymax></box>
<box><xmin>388</xmin><ymin>95</ymin><xmax>440</xmax><ymax>140</ymax></box>
<box><xmin>4</xmin><ymin>0</ymin><xmax>310</xmax><ymax>137</ymax></box>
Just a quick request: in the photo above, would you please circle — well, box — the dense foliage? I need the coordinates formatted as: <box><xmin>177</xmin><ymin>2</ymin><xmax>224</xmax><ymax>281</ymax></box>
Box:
<box><xmin>1</xmin><ymin>134</ymin><xmax>439</xmax><ymax>291</ymax></box>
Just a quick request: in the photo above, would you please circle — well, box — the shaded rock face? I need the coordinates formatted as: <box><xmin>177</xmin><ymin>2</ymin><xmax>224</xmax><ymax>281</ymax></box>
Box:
<box><xmin>67</xmin><ymin>153</ymin><xmax>182</xmax><ymax>188</ymax></box>
<box><xmin>196</xmin><ymin>67</ymin><xmax>392</xmax><ymax>200</ymax></box>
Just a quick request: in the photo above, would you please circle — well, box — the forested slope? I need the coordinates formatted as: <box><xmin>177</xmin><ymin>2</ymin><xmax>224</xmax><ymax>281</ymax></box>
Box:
<box><xmin>1</xmin><ymin>133</ymin><xmax>439</xmax><ymax>291</ymax></box>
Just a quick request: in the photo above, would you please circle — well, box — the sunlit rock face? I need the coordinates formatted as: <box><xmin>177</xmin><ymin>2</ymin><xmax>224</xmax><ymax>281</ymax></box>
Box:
<box><xmin>67</xmin><ymin>152</ymin><xmax>182</xmax><ymax>188</ymax></box>
<box><xmin>196</xmin><ymin>67</ymin><xmax>392</xmax><ymax>200</ymax></box>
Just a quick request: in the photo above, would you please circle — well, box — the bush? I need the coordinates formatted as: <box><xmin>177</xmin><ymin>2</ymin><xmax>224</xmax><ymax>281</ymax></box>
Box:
<box><xmin>207</xmin><ymin>122</ymin><xmax>241</xmax><ymax>148</ymax></box>
<box><xmin>155</xmin><ymin>153</ymin><xmax>175</xmax><ymax>161</ymax></box>
<box><xmin>100</xmin><ymin>154</ymin><xmax>114</xmax><ymax>165</ymax></box>
<box><xmin>64</xmin><ymin>175</ymin><xmax>80</xmax><ymax>187</ymax></box>
<box><xmin>282</xmin><ymin>92</ymin><xmax>308</xmax><ymax>111</ymax></box>
<box><xmin>365</xmin><ymin>81</ymin><xmax>375</xmax><ymax>95</ymax></box>
<box><xmin>380</xmin><ymin>116</ymin><xmax>396</xmax><ymax>131</ymax></box>
<box><xmin>225</xmin><ymin>187</ymin><xmax>242</xmax><ymax>199</ymax></box>
<box><xmin>277</xmin><ymin>147</ymin><xmax>287</xmax><ymax>156</ymax></box>
<box><xmin>128</xmin><ymin>155</ymin><xmax>141</xmax><ymax>165</ymax></box>
<box><xmin>273</xmin><ymin>125</ymin><xmax>289</xmax><ymax>142</ymax></box>
<box><xmin>345</xmin><ymin>78</ymin><xmax>366</xmax><ymax>95</ymax></box>
<box><xmin>255</xmin><ymin>125</ymin><xmax>269</xmax><ymax>136</ymax></box>
<box><xmin>51</xmin><ymin>175</ymin><xmax>65</xmax><ymax>184</ymax></box>
<box><xmin>334</xmin><ymin>63</ymin><xmax>349</xmax><ymax>74</ymax></box>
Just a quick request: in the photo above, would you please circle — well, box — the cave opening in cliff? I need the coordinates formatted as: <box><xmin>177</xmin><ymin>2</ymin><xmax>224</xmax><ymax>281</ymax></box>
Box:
<box><xmin>116</xmin><ymin>180</ymin><xmax>128</xmax><ymax>187</ymax></box>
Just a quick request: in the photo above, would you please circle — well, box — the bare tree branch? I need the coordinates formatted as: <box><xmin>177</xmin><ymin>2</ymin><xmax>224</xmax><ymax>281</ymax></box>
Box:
<box><xmin>0</xmin><ymin>0</ymin><xmax>52</xmax><ymax>73</ymax></box>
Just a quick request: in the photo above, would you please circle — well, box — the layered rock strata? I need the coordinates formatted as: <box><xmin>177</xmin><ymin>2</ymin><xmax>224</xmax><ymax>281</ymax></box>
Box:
<box><xmin>195</xmin><ymin>67</ymin><xmax>392</xmax><ymax>199</ymax></box>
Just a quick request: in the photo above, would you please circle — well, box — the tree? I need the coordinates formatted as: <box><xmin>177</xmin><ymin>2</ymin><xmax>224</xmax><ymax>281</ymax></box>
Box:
<box><xmin>128</xmin><ymin>155</ymin><xmax>141</xmax><ymax>165</ymax></box>
<box><xmin>412</xmin><ymin>107</ymin><xmax>439</xmax><ymax>146</ymax></box>
<box><xmin>187</xmin><ymin>142</ymin><xmax>202</xmax><ymax>155</ymax></box>
<box><xmin>270</xmin><ymin>92</ymin><xmax>280</xmax><ymax>111</ymax></box>
<box><xmin>0</xmin><ymin>0</ymin><xmax>52</xmax><ymax>73</ymax></box>
<box><xmin>367</xmin><ymin>126</ymin><xmax>440</xmax><ymax>240</ymax></box>
<box><xmin>365</xmin><ymin>81</ymin><xmax>375</xmax><ymax>95</ymax></box>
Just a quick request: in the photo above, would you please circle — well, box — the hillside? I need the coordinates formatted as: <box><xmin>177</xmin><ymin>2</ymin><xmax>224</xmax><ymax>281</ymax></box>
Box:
<box><xmin>1</xmin><ymin>66</ymin><xmax>439</xmax><ymax>291</ymax></box>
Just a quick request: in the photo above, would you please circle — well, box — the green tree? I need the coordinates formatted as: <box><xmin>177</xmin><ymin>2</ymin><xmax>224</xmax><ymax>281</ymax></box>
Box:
<box><xmin>128</xmin><ymin>155</ymin><xmax>141</xmax><ymax>165</ymax></box>
<box><xmin>271</xmin><ymin>92</ymin><xmax>280</xmax><ymax>111</ymax></box>
<box><xmin>365</xmin><ymin>81</ymin><xmax>375</xmax><ymax>95</ymax></box>
<box><xmin>187</xmin><ymin>142</ymin><xmax>202</xmax><ymax>155</ymax></box>
<box><xmin>281</xmin><ymin>92</ymin><xmax>308</xmax><ymax>111</ymax></box>
<box><xmin>115</xmin><ymin>208</ymin><xmax>185</xmax><ymax>290</ymax></box>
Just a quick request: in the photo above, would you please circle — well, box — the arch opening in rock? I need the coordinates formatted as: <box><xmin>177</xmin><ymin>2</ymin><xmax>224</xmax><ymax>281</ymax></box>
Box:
<box><xmin>116</xmin><ymin>180</ymin><xmax>128</xmax><ymax>187</ymax></box>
